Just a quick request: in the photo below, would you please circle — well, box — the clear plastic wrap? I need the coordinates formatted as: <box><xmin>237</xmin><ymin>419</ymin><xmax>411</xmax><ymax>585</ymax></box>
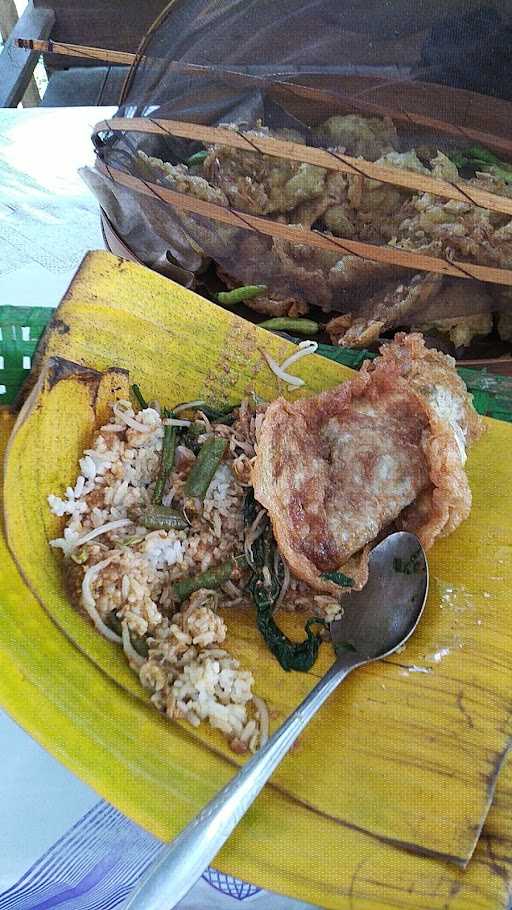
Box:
<box><xmin>81</xmin><ymin>0</ymin><xmax>512</xmax><ymax>355</ymax></box>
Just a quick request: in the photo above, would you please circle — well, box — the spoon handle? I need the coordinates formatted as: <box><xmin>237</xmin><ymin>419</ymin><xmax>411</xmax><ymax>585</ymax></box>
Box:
<box><xmin>122</xmin><ymin>654</ymin><xmax>359</xmax><ymax>910</ymax></box>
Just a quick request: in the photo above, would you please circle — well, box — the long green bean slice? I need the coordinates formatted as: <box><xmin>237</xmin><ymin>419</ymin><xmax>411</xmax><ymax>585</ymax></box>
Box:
<box><xmin>184</xmin><ymin>436</ymin><xmax>227</xmax><ymax>500</ymax></box>
<box><xmin>199</xmin><ymin>404</ymin><xmax>238</xmax><ymax>425</ymax></box>
<box><xmin>173</xmin><ymin>556</ymin><xmax>247</xmax><ymax>602</ymax></box>
<box><xmin>259</xmin><ymin>317</ymin><xmax>320</xmax><ymax>335</ymax></box>
<box><xmin>153</xmin><ymin>409</ymin><xmax>177</xmax><ymax>504</ymax></box>
<box><xmin>138</xmin><ymin>504</ymin><xmax>188</xmax><ymax>531</ymax></box>
<box><xmin>131</xmin><ymin>384</ymin><xmax>148</xmax><ymax>409</ymax></box>
<box><xmin>217</xmin><ymin>285</ymin><xmax>267</xmax><ymax>307</ymax></box>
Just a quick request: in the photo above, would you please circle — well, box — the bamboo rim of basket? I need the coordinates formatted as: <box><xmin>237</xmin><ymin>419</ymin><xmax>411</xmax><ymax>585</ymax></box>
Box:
<box><xmin>16</xmin><ymin>36</ymin><xmax>512</xmax><ymax>158</ymax></box>
<box><xmin>93</xmin><ymin>115</ymin><xmax>512</xmax><ymax>219</ymax></box>
<box><xmin>19</xmin><ymin>37</ymin><xmax>512</xmax><ymax>284</ymax></box>
<box><xmin>95</xmin><ymin>159</ymin><xmax>512</xmax><ymax>287</ymax></box>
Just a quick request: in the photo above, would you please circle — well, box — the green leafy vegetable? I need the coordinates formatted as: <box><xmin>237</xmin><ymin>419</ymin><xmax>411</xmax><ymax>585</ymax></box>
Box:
<box><xmin>244</xmin><ymin>491</ymin><xmax>329</xmax><ymax>672</ymax></box>
<box><xmin>199</xmin><ymin>404</ymin><xmax>238</xmax><ymax>425</ymax></box>
<box><xmin>321</xmin><ymin>570</ymin><xmax>354</xmax><ymax>587</ymax></box>
<box><xmin>243</xmin><ymin>485</ymin><xmax>258</xmax><ymax>526</ymax></box>
<box><xmin>447</xmin><ymin>145</ymin><xmax>512</xmax><ymax>182</ymax></box>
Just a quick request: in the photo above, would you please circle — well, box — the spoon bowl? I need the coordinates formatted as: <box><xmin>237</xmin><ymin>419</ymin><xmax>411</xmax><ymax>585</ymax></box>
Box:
<box><xmin>331</xmin><ymin>531</ymin><xmax>428</xmax><ymax>661</ymax></box>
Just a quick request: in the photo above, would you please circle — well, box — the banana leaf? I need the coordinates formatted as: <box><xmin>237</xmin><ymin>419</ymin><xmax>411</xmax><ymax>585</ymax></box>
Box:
<box><xmin>4</xmin><ymin>250</ymin><xmax>512</xmax><ymax>868</ymax></box>
<box><xmin>2</xmin><ymin>410</ymin><xmax>512</xmax><ymax>909</ymax></box>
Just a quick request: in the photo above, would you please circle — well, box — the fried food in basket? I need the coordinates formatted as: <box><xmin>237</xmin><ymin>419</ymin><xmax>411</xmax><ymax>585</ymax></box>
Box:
<box><xmin>252</xmin><ymin>333</ymin><xmax>483</xmax><ymax>596</ymax></box>
<box><xmin>137</xmin><ymin>115</ymin><xmax>512</xmax><ymax>354</ymax></box>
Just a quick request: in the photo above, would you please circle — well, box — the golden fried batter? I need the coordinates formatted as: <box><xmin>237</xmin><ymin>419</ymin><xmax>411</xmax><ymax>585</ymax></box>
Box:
<box><xmin>395</xmin><ymin>413</ymin><xmax>471</xmax><ymax>549</ymax></box>
<box><xmin>203</xmin><ymin>126</ymin><xmax>326</xmax><ymax>216</ymax></box>
<box><xmin>368</xmin><ymin>332</ymin><xmax>486</xmax><ymax>446</ymax></box>
<box><xmin>252</xmin><ymin>366</ymin><xmax>458</xmax><ymax>593</ymax></box>
<box><xmin>139</xmin><ymin>117</ymin><xmax>512</xmax><ymax>342</ymax></box>
<box><xmin>252</xmin><ymin>348</ymin><xmax>473</xmax><ymax>595</ymax></box>
<box><xmin>326</xmin><ymin>273</ymin><xmax>442</xmax><ymax>347</ymax></box>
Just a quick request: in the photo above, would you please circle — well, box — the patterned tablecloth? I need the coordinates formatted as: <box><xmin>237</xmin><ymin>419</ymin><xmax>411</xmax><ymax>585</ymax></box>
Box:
<box><xmin>0</xmin><ymin>106</ymin><xmax>315</xmax><ymax>910</ymax></box>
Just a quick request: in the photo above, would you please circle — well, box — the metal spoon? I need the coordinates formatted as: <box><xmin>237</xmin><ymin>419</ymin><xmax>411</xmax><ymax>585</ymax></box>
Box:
<box><xmin>122</xmin><ymin>531</ymin><xmax>428</xmax><ymax>910</ymax></box>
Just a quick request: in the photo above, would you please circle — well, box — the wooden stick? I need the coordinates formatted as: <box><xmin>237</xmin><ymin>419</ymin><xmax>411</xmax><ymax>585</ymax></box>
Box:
<box><xmin>94</xmin><ymin>116</ymin><xmax>512</xmax><ymax>218</ymax></box>
<box><xmin>95</xmin><ymin>161</ymin><xmax>512</xmax><ymax>287</ymax></box>
<box><xmin>15</xmin><ymin>38</ymin><xmax>135</xmax><ymax>65</ymax></box>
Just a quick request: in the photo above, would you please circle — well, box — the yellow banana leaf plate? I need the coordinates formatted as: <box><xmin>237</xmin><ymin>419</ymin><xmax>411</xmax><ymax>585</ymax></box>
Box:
<box><xmin>2</xmin><ymin>406</ymin><xmax>512</xmax><ymax>910</ymax></box>
<box><xmin>2</xmin><ymin>251</ymin><xmax>512</xmax><ymax>900</ymax></box>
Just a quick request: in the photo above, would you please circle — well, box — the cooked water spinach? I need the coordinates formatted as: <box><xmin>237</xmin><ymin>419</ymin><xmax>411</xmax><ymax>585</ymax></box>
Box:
<box><xmin>244</xmin><ymin>490</ymin><xmax>329</xmax><ymax>672</ymax></box>
<box><xmin>321</xmin><ymin>570</ymin><xmax>354</xmax><ymax>587</ymax></box>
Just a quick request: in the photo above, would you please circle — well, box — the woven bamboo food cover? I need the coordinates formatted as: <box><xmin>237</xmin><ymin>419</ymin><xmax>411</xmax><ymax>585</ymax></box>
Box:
<box><xmin>81</xmin><ymin>0</ymin><xmax>512</xmax><ymax>360</ymax></box>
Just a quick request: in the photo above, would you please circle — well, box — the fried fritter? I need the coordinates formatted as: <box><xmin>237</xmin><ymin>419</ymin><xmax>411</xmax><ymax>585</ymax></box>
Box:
<box><xmin>313</xmin><ymin>114</ymin><xmax>399</xmax><ymax>161</ymax></box>
<box><xmin>252</xmin><ymin>342</ymin><xmax>475</xmax><ymax>595</ymax></box>
<box><xmin>369</xmin><ymin>332</ymin><xmax>486</xmax><ymax>447</ymax></box>
<box><xmin>327</xmin><ymin>273</ymin><xmax>442</xmax><ymax>347</ymax></box>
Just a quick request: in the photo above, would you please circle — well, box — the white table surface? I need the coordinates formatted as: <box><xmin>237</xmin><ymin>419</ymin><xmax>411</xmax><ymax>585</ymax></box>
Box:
<box><xmin>0</xmin><ymin>106</ymin><xmax>113</xmax><ymax>309</ymax></box>
<box><xmin>0</xmin><ymin>106</ymin><xmax>316</xmax><ymax>910</ymax></box>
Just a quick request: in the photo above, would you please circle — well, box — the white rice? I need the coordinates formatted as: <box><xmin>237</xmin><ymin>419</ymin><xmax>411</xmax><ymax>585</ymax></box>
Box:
<box><xmin>48</xmin><ymin>400</ymin><xmax>263</xmax><ymax>752</ymax></box>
